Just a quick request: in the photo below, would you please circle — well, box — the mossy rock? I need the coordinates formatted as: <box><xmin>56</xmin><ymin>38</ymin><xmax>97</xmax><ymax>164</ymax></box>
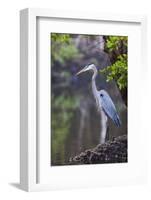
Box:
<box><xmin>69</xmin><ymin>135</ymin><xmax>127</xmax><ymax>165</ymax></box>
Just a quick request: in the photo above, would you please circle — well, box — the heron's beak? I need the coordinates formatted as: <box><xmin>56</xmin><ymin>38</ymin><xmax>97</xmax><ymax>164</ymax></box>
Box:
<box><xmin>76</xmin><ymin>68</ymin><xmax>85</xmax><ymax>76</ymax></box>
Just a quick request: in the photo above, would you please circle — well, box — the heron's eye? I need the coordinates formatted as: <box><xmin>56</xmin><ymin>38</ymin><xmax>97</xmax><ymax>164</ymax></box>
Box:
<box><xmin>100</xmin><ymin>94</ymin><xmax>103</xmax><ymax>97</ymax></box>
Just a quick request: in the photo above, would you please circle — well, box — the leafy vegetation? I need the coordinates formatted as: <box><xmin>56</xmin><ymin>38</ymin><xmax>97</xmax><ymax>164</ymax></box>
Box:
<box><xmin>105</xmin><ymin>36</ymin><xmax>127</xmax><ymax>52</ymax></box>
<box><xmin>51</xmin><ymin>33</ymin><xmax>71</xmax><ymax>43</ymax></box>
<box><xmin>101</xmin><ymin>36</ymin><xmax>128</xmax><ymax>105</ymax></box>
<box><xmin>101</xmin><ymin>36</ymin><xmax>128</xmax><ymax>89</ymax></box>
<box><xmin>101</xmin><ymin>54</ymin><xmax>127</xmax><ymax>90</ymax></box>
<box><xmin>51</xmin><ymin>33</ymin><xmax>82</xmax><ymax>65</ymax></box>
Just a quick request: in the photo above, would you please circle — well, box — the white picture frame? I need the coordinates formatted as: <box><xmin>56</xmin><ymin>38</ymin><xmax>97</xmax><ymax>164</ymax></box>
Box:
<box><xmin>20</xmin><ymin>8</ymin><xmax>147</xmax><ymax>192</ymax></box>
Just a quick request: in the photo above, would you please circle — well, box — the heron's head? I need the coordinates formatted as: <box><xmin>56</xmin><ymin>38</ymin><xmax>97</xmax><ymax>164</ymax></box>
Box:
<box><xmin>76</xmin><ymin>64</ymin><xmax>96</xmax><ymax>76</ymax></box>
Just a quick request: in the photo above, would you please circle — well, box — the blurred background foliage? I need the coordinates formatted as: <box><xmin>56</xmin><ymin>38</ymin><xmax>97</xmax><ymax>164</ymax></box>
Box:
<box><xmin>51</xmin><ymin>33</ymin><xmax>128</xmax><ymax>166</ymax></box>
<box><xmin>51</xmin><ymin>33</ymin><xmax>82</xmax><ymax>65</ymax></box>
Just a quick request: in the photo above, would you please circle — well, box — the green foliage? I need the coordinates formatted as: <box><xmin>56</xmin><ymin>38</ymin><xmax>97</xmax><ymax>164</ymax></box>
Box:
<box><xmin>53</xmin><ymin>45</ymin><xmax>81</xmax><ymax>65</ymax></box>
<box><xmin>51</xmin><ymin>33</ymin><xmax>71</xmax><ymax>44</ymax></box>
<box><xmin>51</xmin><ymin>33</ymin><xmax>82</xmax><ymax>65</ymax></box>
<box><xmin>101</xmin><ymin>36</ymin><xmax>128</xmax><ymax>91</ymax></box>
<box><xmin>106</xmin><ymin>36</ymin><xmax>127</xmax><ymax>52</ymax></box>
<box><xmin>52</xmin><ymin>94</ymin><xmax>79</xmax><ymax>110</ymax></box>
<box><xmin>101</xmin><ymin>54</ymin><xmax>127</xmax><ymax>90</ymax></box>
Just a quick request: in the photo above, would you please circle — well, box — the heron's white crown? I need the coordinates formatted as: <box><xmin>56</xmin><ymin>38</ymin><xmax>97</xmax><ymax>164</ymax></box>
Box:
<box><xmin>85</xmin><ymin>64</ymin><xmax>96</xmax><ymax>71</ymax></box>
<box><xmin>76</xmin><ymin>63</ymin><xmax>96</xmax><ymax>75</ymax></box>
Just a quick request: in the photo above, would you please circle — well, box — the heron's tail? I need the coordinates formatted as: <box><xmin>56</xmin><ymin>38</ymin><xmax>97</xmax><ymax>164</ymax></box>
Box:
<box><xmin>113</xmin><ymin>113</ymin><xmax>121</xmax><ymax>127</ymax></box>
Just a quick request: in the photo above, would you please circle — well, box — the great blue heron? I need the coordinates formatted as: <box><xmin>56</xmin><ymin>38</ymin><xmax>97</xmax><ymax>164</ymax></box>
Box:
<box><xmin>76</xmin><ymin>64</ymin><xmax>121</xmax><ymax>144</ymax></box>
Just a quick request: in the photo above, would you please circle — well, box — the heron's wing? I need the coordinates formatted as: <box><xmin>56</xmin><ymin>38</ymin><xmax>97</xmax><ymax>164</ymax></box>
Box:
<box><xmin>100</xmin><ymin>91</ymin><xmax>121</xmax><ymax>127</ymax></box>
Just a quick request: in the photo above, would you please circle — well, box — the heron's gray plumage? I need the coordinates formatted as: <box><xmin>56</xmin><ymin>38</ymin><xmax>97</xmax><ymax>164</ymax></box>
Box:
<box><xmin>99</xmin><ymin>90</ymin><xmax>121</xmax><ymax>127</ymax></box>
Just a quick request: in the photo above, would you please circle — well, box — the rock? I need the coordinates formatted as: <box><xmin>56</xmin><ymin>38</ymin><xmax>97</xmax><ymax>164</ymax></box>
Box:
<box><xmin>69</xmin><ymin>135</ymin><xmax>127</xmax><ymax>165</ymax></box>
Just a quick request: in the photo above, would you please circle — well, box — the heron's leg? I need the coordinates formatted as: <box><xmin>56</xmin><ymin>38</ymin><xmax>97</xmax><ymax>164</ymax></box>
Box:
<box><xmin>106</xmin><ymin>121</ymin><xmax>109</xmax><ymax>142</ymax></box>
<box><xmin>100</xmin><ymin>110</ymin><xmax>108</xmax><ymax>144</ymax></box>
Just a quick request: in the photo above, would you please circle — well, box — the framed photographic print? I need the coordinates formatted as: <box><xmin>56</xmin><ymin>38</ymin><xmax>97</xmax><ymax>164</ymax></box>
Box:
<box><xmin>20</xmin><ymin>8</ymin><xmax>147</xmax><ymax>191</ymax></box>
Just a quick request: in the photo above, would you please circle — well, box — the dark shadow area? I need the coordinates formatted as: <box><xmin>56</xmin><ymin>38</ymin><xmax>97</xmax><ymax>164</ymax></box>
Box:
<box><xmin>9</xmin><ymin>183</ymin><xmax>23</xmax><ymax>191</ymax></box>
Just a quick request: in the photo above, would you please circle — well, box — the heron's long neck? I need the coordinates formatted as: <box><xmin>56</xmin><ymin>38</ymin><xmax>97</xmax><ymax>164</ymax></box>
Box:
<box><xmin>91</xmin><ymin>67</ymin><xmax>107</xmax><ymax>144</ymax></box>
<box><xmin>92</xmin><ymin>68</ymin><xmax>98</xmax><ymax>97</ymax></box>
